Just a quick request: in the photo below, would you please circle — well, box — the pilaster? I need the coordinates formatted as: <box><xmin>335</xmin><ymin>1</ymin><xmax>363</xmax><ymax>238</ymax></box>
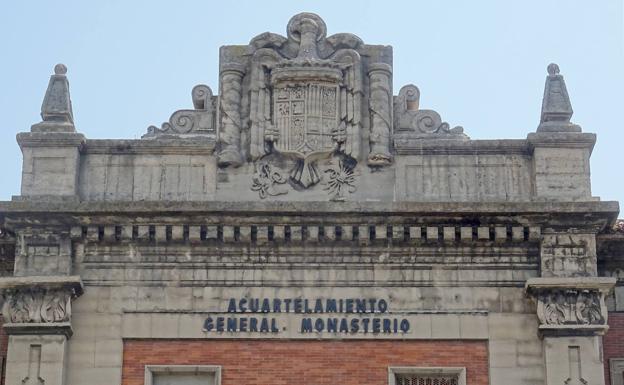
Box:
<box><xmin>0</xmin><ymin>276</ymin><xmax>83</xmax><ymax>385</ymax></box>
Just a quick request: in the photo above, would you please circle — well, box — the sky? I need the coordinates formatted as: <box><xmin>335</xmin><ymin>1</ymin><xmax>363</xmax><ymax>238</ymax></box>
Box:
<box><xmin>0</xmin><ymin>0</ymin><xmax>622</xmax><ymax>209</ymax></box>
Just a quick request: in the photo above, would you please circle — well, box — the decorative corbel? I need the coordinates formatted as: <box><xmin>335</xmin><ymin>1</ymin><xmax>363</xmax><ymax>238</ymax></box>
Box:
<box><xmin>525</xmin><ymin>277</ymin><xmax>616</xmax><ymax>336</ymax></box>
<box><xmin>0</xmin><ymin>276</ymin><xmax>84</xmax><ymax>337</ymax></box>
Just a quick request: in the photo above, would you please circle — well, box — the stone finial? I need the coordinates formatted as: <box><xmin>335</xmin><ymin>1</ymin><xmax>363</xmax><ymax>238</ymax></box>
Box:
<box><xmin>537</xmin><ymin>63</ymin><xmax>581</xmax><ymax>133</ymax></box>
<box><xmin>31</xmin><ymin>63</ymin><xmax>75</xmax><ymax>133</ymax></box>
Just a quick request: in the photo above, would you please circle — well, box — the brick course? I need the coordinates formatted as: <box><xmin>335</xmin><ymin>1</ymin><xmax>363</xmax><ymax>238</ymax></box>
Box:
<box><xmin>0</xmin><ymin>320</ymin><xmax>6</xmax><ymax>385</ymax></box>
<box><xmin>605</xmin><ymin>312</ymin><xmax>624</xmax><ymax>385</ymax></box>
<box><xmin>122</xmin><ymin>340</ymin><xmax>489</xmax><ymax>385</ymax></box>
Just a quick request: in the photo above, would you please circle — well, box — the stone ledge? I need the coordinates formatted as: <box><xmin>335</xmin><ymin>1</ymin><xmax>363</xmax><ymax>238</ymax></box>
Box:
<box><xmin>525</xmin><ymin>277</ymin><xmax>616</xmax><ymax>294</ymax></box>
<box><xmin>0</xmin><ymin>275</ymin><xmax>84</xmax><ymax>296</ymax></box>
<box><xmin>0</xmin><ymin>200</ymin><xmax>618</xmax><ymax>216</ymax></box>
<box><xmin>527</xmin><ymin>132</ymin><xmax>596</xmax><ymax>152</ymax></box>
<box><xmin>16</xmin><ymin>132</ymin><xmax>86</xmax><ymax>148</ymax></box>
<box><xmin>394</xmin><ymin>138</ymin><xmax>529</xmax><ymax>155</ymax></box>
<box><xmin>83</xmin><ymin>138</ymin><xmax>216</xmax><ymax>155</ymax></box>
<box><xmin>537</xmin><ymin>324</ymin><xmax>608</xmax><ymax>336</ymax></box>
<box><xmin>2</xmin><ymin>322</ymin><xmax>73</xmax><ymax>337</ymax></box>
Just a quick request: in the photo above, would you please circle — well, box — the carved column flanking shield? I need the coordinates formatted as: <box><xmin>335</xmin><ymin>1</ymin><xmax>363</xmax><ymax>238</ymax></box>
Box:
<box><xmin>525</xmin><ymin>277</ymin><xmax>615</xmax><ymax>336</ymax></box>
<box><xmin>367</xmin><ymin>63</ymin><xmax>393</xmax><ymax>166</ymax></box>
<box><xmin>0</xmin><ymin>275</ymin><xmax>83</xmax><ymax>337</ymax></box>
<box><xmin>217</xmin><ymin>63</ymin><xmax>246</xmax><ymax>167</ymax></box>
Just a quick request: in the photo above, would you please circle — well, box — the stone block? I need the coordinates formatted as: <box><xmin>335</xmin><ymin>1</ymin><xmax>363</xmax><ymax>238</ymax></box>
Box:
<box><xmin>409</xmin><ymin>226</ymin><xmax>421</xmax><ymax>241</ymax></box>
<box><xmin>375</xmin><ymin>225</ymin><xmax>387</xmax><ymax>240</ymax></box>
<box><xmin>154</xmin><ymin>225</ymin><xmax>166</xmax><ymax>241</ymax></box>
<box><xmin>87</xmin><ymin>226</ymin><xmax>100</xmax><ymax>242</ymax></box>
<box><xmin>459</xmin><ymin>314</ymin><xmax>488</xmax><ymax>338</ymax></box>
<box><xmin>544</xmin><ymin>336</ymin><xmax>604</xmax><ymax>385</ymax></box>
<box><xmin>495</xmin><ymin>226</ymin><xmax>507</xmax><ymax>242</ymax></box>
<box><xmin>489</xmin><ymin>366</ymin><xmax>544</xmax><ymax>385</ymax></box>
<box><xmin>239</xmin><ymin>225</ymin><xmax>251</xmax><ymax>242</ymax></box>
<box><xmin>392</xmin><ymin>225</ymin><xmax>404</xmax><ymax>240</ymax></box>
<box><xmin>512</xmin><ymin>226</ymin><xmax>524</xmax><ymax>241</ymax></box>
<box><xmin>443</xmin><ymin>226</ymin><xmax>455</xmax><ymax>242</ymax></box>
<box><xmin>171</xmin><ymin>225</ymin><xmax>184</xmax><ymax>241</ymax></box>
<box><xmin>121</xmin><ymin>313</ymin><xmax>151</xmax><ymax>338</ymax></box>
<box><xmin>489</xmin><ymin>339</ymin><xmax>518</xmax><ymax>368</ymax></box>
<box><xmin>67</xmin><ymin>366</ymin><xmax>122</xmax><ymax>385</ymax></box>
<box><xmin>121</xmin><ymin>225</ymin><xmax>133</xmax><ymax>240</ymax></box>
<box><xmin>103</xmin><ymin>226</ymin><xmax>116</xmax><ymax>242</ymax></box>
<box><xmin>409</xmin><ymin>314</ymin><xmax>432</xmax><ymax>338</ymax></box>
<box><xmin>70</xmin><ymin>226</ymin><xmax>83</xmax><ymax>240</ymax></box>
<box><xmin>290</xmin><ymin>225</ymin><xmax>302</xmax><ymax>241</ymax></box>
<box><xmin>205</xmin><ymin>225</ymin><xmax>218</xmax><ymax>240</ymax></box>
<box><xmin>358</xmin><ymin>225</ymin><xmax>370</xmax><ymax>243</ymax></box>
<box><xmin>256</xmin><ymin>226</ymin><xmax>269</xmax><ymax>244</ymax></box>
<box><xmin>460</xmin><ymin>226</ymin><xmax>473</xmax><ymax>240</ymax></box>
<box><xmin>426</xmin><ymin>226</ymin><xmax>438</xmax><ymax>241</ymax></box>
<box><xmin>308</xmin><ymin>226</ymin><xmax>319</xmax><ymax>241</ymax></box>
<box><xmin>477</xmin><ymin>226</ymin><xmax>490</xmax><ymax>240</ymax></box>
<box><xmin>615</xmin><ymin>286</ymin><xmax>624</xmax><ymax>311</ymax></box>
<box><xmin>6</xmin><ymin>335</ymin><xmax>68</xmax><ymax>385</ymax></box>
<box><xmin>488</xmin><ymin>313</ymin><xmax>539</xmax><ymax>340</ymax></box>
<box><xmin>341</xmin><ymin>225</ymin><xmax>353</xmax><ymax>241</ymax></box>
<box><xmin>137</xmin><ymin>225</ymin><xmax>150</xmax><ymax>240</ymax></box>
<box><xmin>273</xmin><ymin>225</ymin><xmax>285</xmax><ymax>242</ymax></box>
<box><xmin>164</xmin><ymin>286</ymin><xmax>193</xmax><ymax>311</ymax></box>
<box><xmin>431</xmin><ymin>314</ymin><xmax>460</xmax><ymax>338</ymax></box>
<box><xmin>67</xmin><ymin>337</ymin><xmax>95</xmax><ymax>367</ymax></box>
<box><xmin>222</xmin><ymin>226</ymin><xmax>235</xmax><ymax>242</ymax></box>
<box><xmin>325</xmin><ymin>226</ymin><xmax>337</xmax><ymax>241</ymax></box>
<box><xmin>188</xmin><ymin>226</ymin><xmax>201</xmax><ymax>242</ymax></box>
<box><xmin>528</xmin><ymin>226</ymin><xmax>541</xmax><ymax>240</ymax></box>
<box><xmin>150</xmin><ymin>313</ymin><xmax>180</xmax><ymax>338</ymax></box>
<box><xmin>94</xmin><ymin>339</ymin><xmax>122</xmax><ymax>367</ymax></box>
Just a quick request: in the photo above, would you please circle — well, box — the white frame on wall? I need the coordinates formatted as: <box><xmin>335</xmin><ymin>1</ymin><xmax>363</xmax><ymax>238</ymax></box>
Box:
<box><xmin>388</xmin><ymin>366</ymin><xmax>467</xmax><ymax>385</ymax></box>
<box><xmin>144</xmin><ymin>365</ymin><xmax>222</xmax><ymax>385</ymax></box>
<box><xmin>611</xmin><ymin>358</ymin><xmax>624</xmax><ymax>385</ymax></box>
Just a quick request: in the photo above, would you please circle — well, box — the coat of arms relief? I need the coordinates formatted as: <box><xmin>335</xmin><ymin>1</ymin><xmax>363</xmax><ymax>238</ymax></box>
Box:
<box><xmin>145</xmin><ymin>13</ymin><xmax>465</xmax><ymax>200</ymax></box>
<box><xmin>214</xmin><ymin>13</ymin><xmax>395</xmax><ymax>199</ymax></box>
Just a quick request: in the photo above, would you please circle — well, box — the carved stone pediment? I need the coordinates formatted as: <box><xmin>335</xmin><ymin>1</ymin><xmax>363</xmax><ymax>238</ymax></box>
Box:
<box><xmin>525</xmin><ymin>277</ymin><xmax>616</xmax><ymax>336</ymax></box>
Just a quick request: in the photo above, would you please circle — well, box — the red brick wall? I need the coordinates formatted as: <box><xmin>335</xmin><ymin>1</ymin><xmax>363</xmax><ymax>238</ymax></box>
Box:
<box><xmin>605</xmin><ymin>312</ymin><xmax>624</xmax><ymax>385</ymax></box>
<box><xmin>122</xmin><ymin>340</ymin><xmax>489</xmax><ymax>385</ymax></box>
<box><xmin>0</xmin><ymin>320</ymin><xmax>7</xmax><ymax>385</ymax></box>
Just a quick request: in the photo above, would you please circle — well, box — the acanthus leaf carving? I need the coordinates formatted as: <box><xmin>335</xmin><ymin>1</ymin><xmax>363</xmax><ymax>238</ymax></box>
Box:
<box><xmin>537</xmin><ymin>289</ymin><xmax>606</xmax><ymax>326</ymax></box>
<box><xmin>526</xmin><ymin>277</ymin><xmax>615</xmax><ymax>335</ymax></box>
<box><xmin>2</xmin><ymin>287</ymin><xmax>74</xmax><ymax>324</ymax></box>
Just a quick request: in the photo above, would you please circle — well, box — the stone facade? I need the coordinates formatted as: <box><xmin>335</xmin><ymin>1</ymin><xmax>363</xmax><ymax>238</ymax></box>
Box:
<box><xmin>0</xmin><ymin>12</ymin><xmax>623</xmax><ymax>385</ymax></box>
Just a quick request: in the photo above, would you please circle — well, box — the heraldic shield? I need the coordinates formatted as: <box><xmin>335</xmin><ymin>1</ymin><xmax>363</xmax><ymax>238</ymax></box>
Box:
<box><xmin>273</xmin><ymin>83</ymin><xmax>339</xmax><ymax>158</ymax></box>
<box><xmin>248</xmin><ymin>13</ymin><xmax>364</xmax><ymax>188</ymax></box>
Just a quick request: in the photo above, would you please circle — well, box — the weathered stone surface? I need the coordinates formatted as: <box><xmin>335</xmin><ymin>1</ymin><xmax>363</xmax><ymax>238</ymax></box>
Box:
<box><xmin>525</xmin><ymin>277</ymin><xmax>616</xmax><ymax>336</ymax></box>
<box><xmin>2</xmin><ymin>11</ymin><xmax>623</xmax><ymax>385</ymax></box>
<box><xmin>30</xmin><ymin>64</ymin><xmax>75</xmax><ymax>133</ymax></box>
<box><xmin>537</xmin><ymin>63</ymin><xmax>581</xmax><ymax>133</ymax></box>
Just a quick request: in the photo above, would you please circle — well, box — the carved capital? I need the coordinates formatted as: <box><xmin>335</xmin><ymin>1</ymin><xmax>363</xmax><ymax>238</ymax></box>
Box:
<box><xmin>0</xmin><ymin>276</ymin><xmax>83</xmax><ymax>337</ymax></box>
<box><xmin>525</xmin><ymin>277</ymin><xmax>616</xmax><ymax>336</ymax></box>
